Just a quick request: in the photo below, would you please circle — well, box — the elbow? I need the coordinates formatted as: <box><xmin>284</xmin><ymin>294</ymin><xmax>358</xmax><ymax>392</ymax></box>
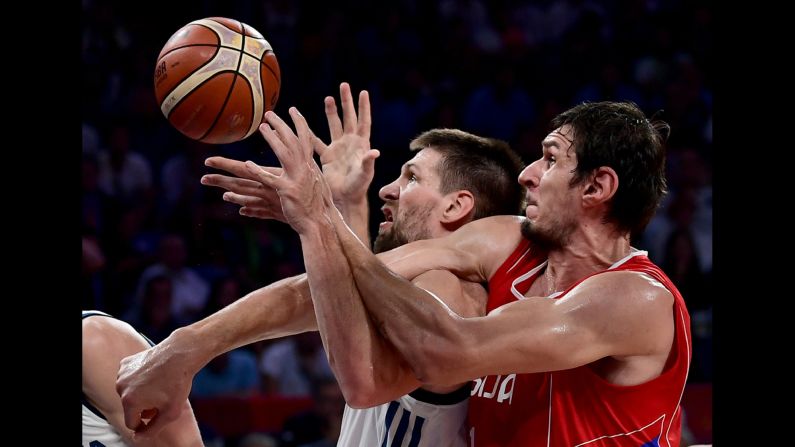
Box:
<box><xmin>336</xmin><ymin>374</ymin><xmax>381</xmax><ymax>409</ymax></box>
<box><xmin>328</xmin><ymin>360</ymin><xmax>381</xmax><ymax>408</ymax></box>
<box><xmin>410</xmin><ymin>349</ymin><xmax>451</xmax><ymax>386</ymax></box>
<box><xmin>344</xmin><ymin>388</ymin><xmax>380</xmax><ymax>409</ymax></box>
<box><xmin>409</xmin><ymin>330</ymin><xmax>471</xmax><ymax>387</ymax></box>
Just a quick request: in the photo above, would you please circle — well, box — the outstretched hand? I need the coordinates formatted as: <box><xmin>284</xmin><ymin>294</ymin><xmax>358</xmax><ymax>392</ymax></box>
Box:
<box><xmin>245</xmin><ymin>108</ymin><xmax>336</xmax><ymax>235</ymax></box>
<box><xmin>317</xmin><ymin>82</ymin><xmax>380</xmax><ymax>203</ymax></box>
<box><xmin>200</xmin><ymin>82</ymin><xmax>378</xmax><ymax>225</ymax></box>
<box><xmin>201</xmin><ymin>157</ymin><xmax>286</xmax><ymax>221</ymax></box>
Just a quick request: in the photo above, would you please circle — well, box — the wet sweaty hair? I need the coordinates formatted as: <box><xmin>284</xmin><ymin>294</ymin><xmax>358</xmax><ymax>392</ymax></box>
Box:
<box><xmin>410</xmin><ymin>129</ymin><xmax>525</xmax><ymax>220</ymax></box>
<box><xmin>551</xmin><ymin>101</ymin><xmax>670</xmax><ymax>234</ymax></box>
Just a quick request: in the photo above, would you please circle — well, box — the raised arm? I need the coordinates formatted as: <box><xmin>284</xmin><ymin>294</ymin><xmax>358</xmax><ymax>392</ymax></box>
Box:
<box><xmin>83</xmin><ymin>316</ymin><xmax>203</xmax><ymax>446</ymax></box>
<box><xmin>202</xmin><ymin>82</ymin><xmax>378</xmax><ymax>244</ymax></box>
<box><xmin>248</xmin><ymin>107</ymin><xmax>489</xmax><ymax>407</ymax></box>
<box><xmin>315</xmin><ymin>82</ymin><xmax>378</xmax><ymax>245</ymax></box>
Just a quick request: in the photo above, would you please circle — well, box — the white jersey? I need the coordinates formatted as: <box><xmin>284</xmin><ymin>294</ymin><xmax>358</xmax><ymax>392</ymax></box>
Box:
<box><xmin>83</xmin><ymin>402</ymin><xmax>128</xmax><ymax>447</ymax></box>
<box><xmin>337</xmin><ymin>385</ymin><xmax>470</xmax><ymax>447</ymax></box>
<box><xmin>82</xmin><ymin>310</ymin><xmax>152</xmax><ymax>447</ymax></box>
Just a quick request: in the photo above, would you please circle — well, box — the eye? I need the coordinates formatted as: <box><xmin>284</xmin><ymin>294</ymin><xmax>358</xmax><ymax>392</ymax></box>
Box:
<box><xmin>408</xmin><ymin>174</ymin><xmax>418</xmax><ymax>183</ymax></box>
<box><xmin>546</xmin><ymin>156</ymin><xmax>556</xmax><ymax>168</ymax></box>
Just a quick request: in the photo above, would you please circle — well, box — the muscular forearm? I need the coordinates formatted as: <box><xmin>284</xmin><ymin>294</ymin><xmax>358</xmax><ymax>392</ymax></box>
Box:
<box><xmin>171</xmin><ymin>274</ymin><xmax>318</xmax><ymax>372</ymax></box>
<box><xmin>164</xmin><ymin>243</ymin><xmax>417</xmax><ymax>379</ymax></box>
<box><xmin>301</xmin><ymin>215</ymin><xmax>418</xmax><ymax>407</ymax></box>
<box><xmin>334</xmin><ymin>214</ymin><xmax>467</xmax><ymax>386</ymax></box>
<box><xmin>336</xmin><ymin>196</ymin><xmax>371</xmax><ymax>248</ymax></box>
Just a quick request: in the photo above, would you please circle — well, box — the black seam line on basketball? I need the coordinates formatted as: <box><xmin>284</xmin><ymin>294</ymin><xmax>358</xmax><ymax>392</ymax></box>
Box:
<box><xmin>157</xmin><ymin>43</ymin><xmax>223</xmax><ymax>63</ymax></box>
<box><xmin>208</xmin><ymin>17</ymin><xmax>243</xmax><ymax>34</ymax></box>
<box><xmin>191</xmin><ymin>23</ymin><xmax>263</xmax><ymax>59</ymax></box>
<box><xmin>236</xmin><ymin>73</ymin><xmax>255</xmax><ymax>136</ymax></box>
<box><xmin>207</xmin><ymin>17</ymin><xmax>264</xmax><ymax>39</ymax></box>
<box><xmin>160</xmin><ymin>44</ymin><xmax>220</xmax><ymax>110</ymax></box>
<box><xmin>157</xmin><ymin>40</ymin><xmax>273</xmax><ymax>64</ymax></box>
<box><xmin>158</xmin><ymin>43</ymin><xmax>266</xmax><ymax>63</ymax></box>
<box><xmin>259</xmin><ymin>50</ymin><xmax>280</xmax><ymax>107</ymax></box>
<box><xmin>165</xmin><ymin>70</ymin><xmax>236</xmax><ymax>121</ymax></box>
<box><xmin>199</xmin><ymin>22</ymin><xmax>247</xmax><ymax>142</ymax></box>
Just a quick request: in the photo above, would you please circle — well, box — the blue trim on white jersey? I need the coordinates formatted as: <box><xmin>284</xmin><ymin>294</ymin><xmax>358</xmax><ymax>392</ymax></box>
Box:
<box><xmin>381</xmin><ymin>401</ymin><xmax>400</xmax><ymax>447</ymax></box>
<box><xmin>393</xmin><ymin>408</ymin><xmax>411</xmax><ymax>445</ymax></box>
<box><xmin>407</xmin><ymin>414</ymin><xmax>426</xmax><ymax>447</ymax></box>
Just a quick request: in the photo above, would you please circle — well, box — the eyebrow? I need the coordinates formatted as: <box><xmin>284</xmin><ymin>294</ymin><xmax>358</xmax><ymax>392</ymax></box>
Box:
<box><xmin>404</xmin><ymin>162</ymin><xmax>421</xmax><ymax>173</ymax></box>
<box><xmin>542</xmin><ymin>139</ymin><xmax>560</xmax><ymax>153</ymax></box>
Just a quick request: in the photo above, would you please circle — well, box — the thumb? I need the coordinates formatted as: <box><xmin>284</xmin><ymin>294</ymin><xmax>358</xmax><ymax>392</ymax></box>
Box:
<box><xmin>121</xmin><ymin>401</ymin><xmax>147</xmax><ymax>432</ymax></box>
<box><xmin>132</xmin><ymin>405</ymin><xmax>180</xmax><ymax>437</ymax></box>
<box><xmin>362</xmin><ymin>149</ymin><xmax>380</xmax><ymax>177</ymax></box>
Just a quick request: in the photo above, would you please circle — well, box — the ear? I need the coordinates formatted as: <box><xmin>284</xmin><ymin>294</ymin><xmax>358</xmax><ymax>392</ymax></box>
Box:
<box><xmin>582</xmin><ymin>166</ymin><xmax>619</xmax><ymax>207</ymax></box>
<box><xmin>441</xmin><ymin>190</ymin><xmax>475</xmax><ymax>229</ymax></box>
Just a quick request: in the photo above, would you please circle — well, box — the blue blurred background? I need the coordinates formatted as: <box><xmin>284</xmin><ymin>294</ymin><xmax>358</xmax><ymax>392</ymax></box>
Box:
<box><xmin>82</xmin><ymin>1</ymin><xmax>712</xmax><ymax>445</ymax></box>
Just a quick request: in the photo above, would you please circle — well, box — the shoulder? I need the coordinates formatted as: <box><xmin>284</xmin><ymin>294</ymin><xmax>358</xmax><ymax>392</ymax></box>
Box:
<box><xmin>456</xmin><ymin>215</ymin><xmax>527</xmax><ymax>279</ymax></box>
<box><xmin>566</xmin><ymin>271</ymin><xmax>675</xmax><ymax>354</ymax></box>
<box><xmin>82</xmin><ymin>315</ymin><xmax>150</xmax><ymax>361</ymax></box>
<box><xmin>453</xmin><ymin>215</ymin><xmax>526</xmax><ymax>255</ymax></box>
<box><xmin>459</xmin><ymin>215</ymin><xmax>525</xmax><ymax>234</ymax></box>
<box><xmin>572</xmin><ymin>270</ymin><xmax>674</xmax><ymax>310</ymax></box>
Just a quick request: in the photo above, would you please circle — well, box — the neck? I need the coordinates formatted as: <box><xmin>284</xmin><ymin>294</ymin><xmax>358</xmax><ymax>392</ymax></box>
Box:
<box><xmin>544</xmin><ymin>225</ymin><xmax>632</xmax><ymax>294</ymax></box>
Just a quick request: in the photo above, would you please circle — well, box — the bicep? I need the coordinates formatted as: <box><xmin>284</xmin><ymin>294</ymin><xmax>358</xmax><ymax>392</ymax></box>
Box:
<box><xmin>459</xmin><ymin>297</ymin><xmax>608</xmax><ymax>378</ymax></box>
<box><xmin>453</xmin><ymin>274</ymin><xmax>674</xmax><ymax>381</ymax></box>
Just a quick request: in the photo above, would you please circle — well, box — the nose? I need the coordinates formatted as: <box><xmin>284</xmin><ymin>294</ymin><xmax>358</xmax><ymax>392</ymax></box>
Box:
<box><xmin>379</xmin><ymin>178</ymin><xmax>400</xmax><ymax>202</ymax></box>
<box><xmin>518</xmin><ymin>160</ymin><xmax>542</xmax><ymax>189</ymax></box>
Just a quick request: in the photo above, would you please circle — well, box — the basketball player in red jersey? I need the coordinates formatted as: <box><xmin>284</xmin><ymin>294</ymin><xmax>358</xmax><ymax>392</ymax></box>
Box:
<box><xmin>248</xmin><ymin>100</ymin><xmax>690</xmax><ymax>447</ymax></box>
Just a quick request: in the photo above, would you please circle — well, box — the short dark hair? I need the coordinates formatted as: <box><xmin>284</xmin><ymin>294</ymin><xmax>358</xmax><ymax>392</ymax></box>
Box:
<box><xmin>410</xmin><ymin>129</ymin><xmax>525</xmax><ymax>220</ymax></box>
<box><xmin>551</xmin><ymin>101</ymin><xmax>669</xmax><ymax>234</ymax></box>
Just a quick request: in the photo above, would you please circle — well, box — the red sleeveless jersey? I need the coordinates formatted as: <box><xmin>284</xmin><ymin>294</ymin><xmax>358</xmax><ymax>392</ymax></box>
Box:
<box><xmin>467</xmin><ymin>238</ymin><xmax>691</xmax><ymax>447</ymax></box>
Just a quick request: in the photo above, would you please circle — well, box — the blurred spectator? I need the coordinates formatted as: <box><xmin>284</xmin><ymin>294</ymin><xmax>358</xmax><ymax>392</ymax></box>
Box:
<box><xmin>135</xmin><ymin>233</ymin><xmax>210</xmax><ymax>324</ymax></box>
<box><xmin>641</xmin><ymin>148</ymin><xmax>712</xmax><ymax>272</ymax></box>
<box><xmin>96</xmin><ymin>123</ymin><xmax>153</xmax><ymax>201</ymax></box>
<box><xmin>463</xmin><ymin>61</ymin><xmax>536</xmax><ymax>143</ymax></box>
<box><xmin>191</xmin><ymin>348</ymin><xmax>261</xmax><ymax>398</ymax></box>
<box><xmin>240</xmin><ymin>433</ymin><xmax>279</xmax><ymax>447</ymax></box>
<box><xmin>661</xmin><ymin>228</ymin><xmax>710</xmax><ymax>312</ymax></box>
<box><xmin>280</xmin><ymin>378</ymin><xmax>345</xmax><ymax>447</ymax></box>
<box><xmin>260</xmin><ymin>332</ymin><xmax>334</xmax><ymax>397</ymax></box>
<box><xmin>127</xmin><ymin>274</ymin><xmax>180</xmax><ymax>343</ymax></box>
<box><xmin>82</xmin><ymin>234</ymin><xmax>106</xmax><ymax>310</ymax></box>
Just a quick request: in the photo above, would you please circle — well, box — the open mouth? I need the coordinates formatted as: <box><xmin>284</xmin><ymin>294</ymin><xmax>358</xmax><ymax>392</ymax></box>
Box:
<box><xmin>379</xmin><ymin>207</ymin><xmax>394</xmax><ymax>230</ymax></box>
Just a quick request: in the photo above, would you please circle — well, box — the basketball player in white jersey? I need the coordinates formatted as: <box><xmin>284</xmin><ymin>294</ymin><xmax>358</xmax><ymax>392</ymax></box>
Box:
<box><xmin>116</xmin><ymin>83</ymin><xmax>524</xmax><ymax>446</ymax></box>
<box><xmin>83</xmin><ymin>310</ymin><xmax>203</xmax><ymax>446</ymax></box>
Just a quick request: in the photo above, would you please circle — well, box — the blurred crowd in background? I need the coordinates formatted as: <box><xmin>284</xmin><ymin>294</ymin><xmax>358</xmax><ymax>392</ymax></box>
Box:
<box><xmin>82</xmin><ymin>0</ymin><xmax>712</xmax><ymax>445</ymax></box>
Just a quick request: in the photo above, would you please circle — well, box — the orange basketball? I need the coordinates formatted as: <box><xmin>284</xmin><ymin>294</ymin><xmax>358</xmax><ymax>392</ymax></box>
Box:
<box><xmin>154</xmin><ymin>17</ymin><xmax>281</xmax><ymax>144</ymax></box>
